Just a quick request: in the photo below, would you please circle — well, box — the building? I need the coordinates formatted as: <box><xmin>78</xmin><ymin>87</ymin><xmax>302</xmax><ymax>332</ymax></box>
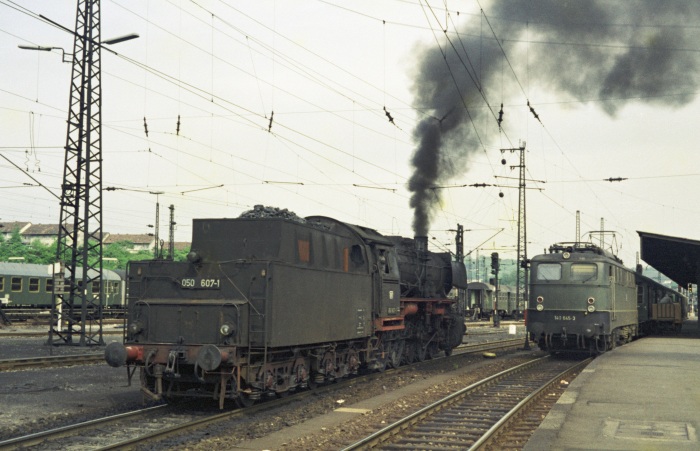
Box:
<box><xmin>0</xmin><ymin>222</ymin><xmax>191</xmax><ymax>254</ymax></box>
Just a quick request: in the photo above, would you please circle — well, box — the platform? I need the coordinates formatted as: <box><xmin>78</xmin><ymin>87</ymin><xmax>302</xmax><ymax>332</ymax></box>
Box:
<box><xmin>525</xmin><ymin>317</ymin><xmax>700</xmax><ymax>450</ymax></box>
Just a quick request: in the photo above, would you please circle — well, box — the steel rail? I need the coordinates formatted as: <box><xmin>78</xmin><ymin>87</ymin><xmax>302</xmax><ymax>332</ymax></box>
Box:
<box><xmin>0</xmin><ymin>405</ymin><xmax>168</xmax><ymax>450</ymax></box>
<box><xmin>0</xmin><ymin>338</ymin><xmax>529</xmax><ymax>450</ymax></box>
<box><xmin>469</xmin><ymin>357</ymin><xmax>593</xmax><ymax>450</ymax></box>
<box><xmin>99</xmin><ymin>338</ymin><xmax>530</xmax><ymax>449</ymax></box>
<box><xmin>0</xmin><ymin>354</ymin><xmax>104</xmax><ymax>371</ymax></box>
<box><xmin>339</xmin><ymin>356</ymin><xmax>550</xmax><ymax>450</ymax></box>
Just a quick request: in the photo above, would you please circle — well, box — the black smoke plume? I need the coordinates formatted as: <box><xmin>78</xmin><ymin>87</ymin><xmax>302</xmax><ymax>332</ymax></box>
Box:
<box><xmin>408</xmin><ymin>0</ymin><xmax>700</xmax><ymax>236</ymax></box>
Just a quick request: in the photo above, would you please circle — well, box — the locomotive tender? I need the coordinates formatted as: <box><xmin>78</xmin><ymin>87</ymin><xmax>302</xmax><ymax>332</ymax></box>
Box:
<box><xmin>527</xmin><ymin>242</ymin><xmax>687</xmax><ymax>353</ymax></box>
<box><xmin>106</xmin><ymin>210</ymin><xmax>467</xmax><ymax>408</ymax></box>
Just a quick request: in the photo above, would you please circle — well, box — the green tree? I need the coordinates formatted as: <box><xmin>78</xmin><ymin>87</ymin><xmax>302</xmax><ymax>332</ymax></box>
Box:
<box><xmin>0</xmin><ymin>232</ymin><xmax>190</xmax><ymax>269</ymax></box>
<box><xmin>0</xmin><ymin>228</ymin><xmax>30</xmax><ymax>262</ymax></box>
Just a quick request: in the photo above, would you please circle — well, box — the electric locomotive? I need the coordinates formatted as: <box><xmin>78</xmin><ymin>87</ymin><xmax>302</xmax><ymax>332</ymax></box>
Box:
<box><xmin>105</xmin><ymin>208</ymin><xmax>466</xmax><ymax>408</ymax></box>
<box><xmin>526</xmin><ymin>243</ymin><xmax>638</xmax><ymax>353</ymax></box>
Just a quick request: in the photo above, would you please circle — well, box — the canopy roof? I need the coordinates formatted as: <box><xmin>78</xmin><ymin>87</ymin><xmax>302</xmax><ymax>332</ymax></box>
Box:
<box><xmin>638</xmin><ymin>231</ymin><xmax>700</xmax><ymax>287</ymax></box>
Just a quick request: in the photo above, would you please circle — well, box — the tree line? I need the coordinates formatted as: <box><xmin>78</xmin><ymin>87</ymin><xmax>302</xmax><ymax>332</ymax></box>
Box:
<box><xmin>0</xmin><ymin>228</ymin><xmax>189</xmax><ymax>269</ymax></box>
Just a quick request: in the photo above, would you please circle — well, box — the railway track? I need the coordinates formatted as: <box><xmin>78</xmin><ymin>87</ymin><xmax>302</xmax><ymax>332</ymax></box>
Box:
<box><xmin>0</xmin><ymin>335</ymin><xmax>522</xmax><ymax>373</ymax></box>
<box><xmin>0</xmin><ymin>339</ymin><xmax>529</xmax><ymax>449</ymax></box>
<box><xmin>0</xmin><ymin>404</ymin><xmax>199</xmax><ymax>450</ymax></box>
<box><xmin>0</xmin><ymin>369</ymin><xmax>368</xmax><ymax>450</ymax></box>
<box><xmin>0</xmin><ymin>354</ymin><xmax>104</xmax><ymax>371</ymax></box>
<box><xmin>2</xmin><ymin>309</ymin><xmax>127</xmax><ymax>321</ymax></box>
<box><xmin>455</xmin><ymin>337</ymin><xmax>526</xmax><ymax>355</ymax></box>
<box><xmin>340</xmin><ymin>355</ymin><xmax>591</xmax><ymax>450</ymax></box>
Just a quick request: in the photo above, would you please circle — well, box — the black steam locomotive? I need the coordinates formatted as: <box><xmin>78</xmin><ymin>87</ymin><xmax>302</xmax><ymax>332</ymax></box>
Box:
<box><xmin>106</xmin><ymin>208</ymin><xmax>466</xmax><ymax>408</ymax></box>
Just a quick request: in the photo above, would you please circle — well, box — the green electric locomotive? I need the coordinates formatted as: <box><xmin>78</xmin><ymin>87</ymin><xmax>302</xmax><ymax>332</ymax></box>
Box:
<box><xmin>526</xmin><ymin>243</ymin><xmax>638</xmax><ymax>353</ymax></box>
<box><xmin>526</xmin><ymin>242</ymin><xmax>687</xmax><ymax>354</ymax></box>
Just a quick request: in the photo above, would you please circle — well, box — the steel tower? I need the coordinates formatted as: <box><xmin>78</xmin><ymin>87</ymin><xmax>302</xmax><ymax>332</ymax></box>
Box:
<box><xmin>49</xmin><ymin>0</ymin><xmax>105</xmax><ymax>346</ymax></box>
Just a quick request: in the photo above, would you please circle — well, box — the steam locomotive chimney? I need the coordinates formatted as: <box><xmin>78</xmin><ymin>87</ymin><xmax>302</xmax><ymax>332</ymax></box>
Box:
<box><xmin>415</xmin><ymin>236</ymin><xmax>428</xmax><ymax>295</ymax></box>
<box><xmin>415</xmin><ymin>235</ymin><xmax>428</xmax><ymax>254</ymax></box>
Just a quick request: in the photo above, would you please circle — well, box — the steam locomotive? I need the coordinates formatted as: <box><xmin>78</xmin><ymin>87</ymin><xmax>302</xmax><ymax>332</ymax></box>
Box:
<box><xmin>106</xmin><ymin>208</ymin><xmax>467</xmax><ymax>408</ymax></box>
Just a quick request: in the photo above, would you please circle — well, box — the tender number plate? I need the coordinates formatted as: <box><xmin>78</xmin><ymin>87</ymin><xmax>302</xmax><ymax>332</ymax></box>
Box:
<box><xmin>181</xmin><ymin>278</ymin><xmax>221</xmax><ymax>289</ymax></box>
<box><xmin>553</xmin><ymin>315</ymin><xmax>576</xmax><ymax>321</ymax></box>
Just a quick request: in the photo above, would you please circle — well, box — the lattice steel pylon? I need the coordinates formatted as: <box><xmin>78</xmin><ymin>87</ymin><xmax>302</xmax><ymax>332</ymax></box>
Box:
<box><xmin>515</xmin><ymin>144</ymin><xmax>528</xmax><ymax>318</ymax></box>
<box><xmin>49</xmin><ymin>0</ymin><xmax>104</xmax><ymax>346</ymax></box>
<box><xmin>501</xmin><ymin>143</ymin><xmax>528</xmax><ymax>317</ymax></box>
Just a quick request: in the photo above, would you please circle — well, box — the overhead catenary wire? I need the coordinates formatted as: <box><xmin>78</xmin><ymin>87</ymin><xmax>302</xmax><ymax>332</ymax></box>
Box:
<box><xmin>2</xmin><ymin>0</ymin><xmax>696</xmax><ymax>260</ymax></box>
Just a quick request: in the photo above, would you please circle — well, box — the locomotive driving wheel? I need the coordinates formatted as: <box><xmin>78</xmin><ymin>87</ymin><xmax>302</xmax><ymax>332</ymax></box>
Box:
<box><xmin>387</xmin><ymin>340</ymin><xmax>405</xmax><ymax>368</ymax></box>
<box><xmin>410</xmin><ymin>340</ymin><xmax>426</xmax><ymax>362</ymax></box>
<box><xmin>235</xmin><ymin>392</ymin><xmax>256</xmax><ymax>408</ymax></box>
<box><xmin>291</xmin><ymin>356</ymin><xmax>309</xmax><ymax>390</ymax></box>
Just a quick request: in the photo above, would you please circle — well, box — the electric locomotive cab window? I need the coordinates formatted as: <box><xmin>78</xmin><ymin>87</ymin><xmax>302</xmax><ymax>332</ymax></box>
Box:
<box><xmin>570</xmin><ymin>263</ymin><xmax>597</xmax><ymax>282</ymax></box>
<box><xmin>536</xmin><ymin>263</ymin><xmax>561</xmax><ymax>281</ymax></box>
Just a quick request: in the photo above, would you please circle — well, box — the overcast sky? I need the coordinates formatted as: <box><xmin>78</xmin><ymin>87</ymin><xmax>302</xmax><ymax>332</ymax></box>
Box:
<box><xmin>2</xmin><ymin>0</ymin><xmax>699</xmax><ymax>272</ymax></box>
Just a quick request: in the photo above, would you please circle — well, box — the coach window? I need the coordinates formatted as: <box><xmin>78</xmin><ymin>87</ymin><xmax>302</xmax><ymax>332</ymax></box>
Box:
<box><xmin>29</xmin><ymin>277</ymin><xmax>40</xmax><ymax>293</ymax></box>
<box><xmin>570</xmin><ymin>263</ymin><xmax>597</xmax><ymax>282</ymax></box>
<box><xmin>92</xmin><ymin>281</ymin><xmax>101</xmax><ymax>295</ymax></box>
<box><xmin>0</xmin><ymin>276</ymin><xmax>4</xmax><ymax>291</ymax></box>
<box><xmin>11</xmin><ymin>277</ymin><xmax>22</xmax><ymax>292</ymax></box>
<box><xmin>45</xmin><ymin>278</ymin><xmax>54</xmax><ymax>293</ymax></box>
<box><xmin>536</xmin><ymin>263</ymin><xmax>561</xmax><ymax>281</ymax></box>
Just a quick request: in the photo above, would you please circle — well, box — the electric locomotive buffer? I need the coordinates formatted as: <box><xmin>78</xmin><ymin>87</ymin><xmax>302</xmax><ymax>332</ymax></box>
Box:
<box><xmin>106</xmin><ymin>210</ymin><xmax>466</xmax><ymax>408</ymax></box>
<box><xmin>526</xmin><ymin>243</ymin><xmax>638</xmax><ymax>353</ymax></box>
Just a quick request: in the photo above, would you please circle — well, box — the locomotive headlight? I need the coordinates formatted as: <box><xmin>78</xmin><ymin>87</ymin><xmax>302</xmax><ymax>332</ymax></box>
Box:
<box><xmin>536</xmin><ymin>304</ymin><xmax>544</xmax><ymax>311</ymax></box>
<box><xmin>587</xmin><ymin>304</ymin><xmax>596</xmax><ymax>313</ymax></box>
<box><xmin>220</xmin><ymin>324</ymin><xmax>233</xmax><ymax>336</ymax></box>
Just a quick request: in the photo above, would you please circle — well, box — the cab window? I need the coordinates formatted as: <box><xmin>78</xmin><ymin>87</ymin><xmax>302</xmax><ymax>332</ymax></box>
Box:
<box><xmin>570</xmin><ymin>263</ymin><xmax>597</xmax><ymax>281</ymax></box>
<box><xmin>536</xmin><ymin>263</ymin><xmax>561</xmax><ymax>281</ymax></box>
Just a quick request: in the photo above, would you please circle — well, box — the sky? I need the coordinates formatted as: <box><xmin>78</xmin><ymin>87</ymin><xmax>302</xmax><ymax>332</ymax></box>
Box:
<box><xmin>1</xmin><ymin>0</ymin><xmax>700</xmax><ymax>274</ymax></box>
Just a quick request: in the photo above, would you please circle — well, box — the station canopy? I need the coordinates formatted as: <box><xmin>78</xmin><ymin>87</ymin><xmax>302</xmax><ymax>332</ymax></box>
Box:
<box><xmin>638</xmin><ymin>231</ymin><xmax>700</xmax><ymax>287</ymax></box>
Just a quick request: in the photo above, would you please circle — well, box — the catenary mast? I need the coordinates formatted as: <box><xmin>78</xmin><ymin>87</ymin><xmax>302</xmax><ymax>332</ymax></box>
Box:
<box><xmin>49</xmin><ymin>0</ymin><xmax>105</xmax><ymax>346</ymax></box>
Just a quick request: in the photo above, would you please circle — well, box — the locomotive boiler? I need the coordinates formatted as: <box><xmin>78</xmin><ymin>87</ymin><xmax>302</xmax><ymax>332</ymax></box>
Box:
<box><xmin>106</xmin><ymin>209</ymin><xmax>466</xmax><ymax>408</ymax></box>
